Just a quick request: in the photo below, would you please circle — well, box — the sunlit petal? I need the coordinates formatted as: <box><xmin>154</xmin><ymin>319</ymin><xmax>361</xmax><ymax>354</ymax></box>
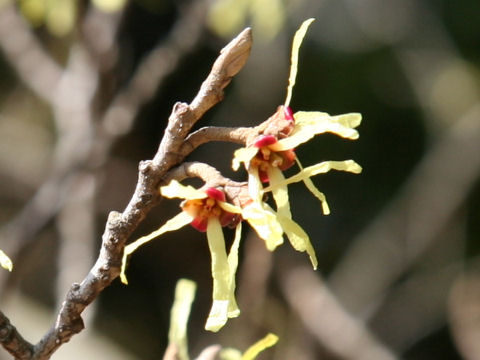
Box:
<box><xmin>330</xmin><ymin>112</ymin><xmax>362</xmax><ymax>129</ymax></box>
<box><xmin>168</xmin><ymin>279</ymin><xmax>196</xmax><ymax>360</ymax></box>
<box><xmin>161</xmin><ymin>180</ymin><xmax>207</xmax><ymax>200</ymax></box>
<box><xmin>0</xmin><ymin>250</ymin><xmax>12</xmax><ymax>272</ymax></box>
<box><xmin>232</xmin><ymin>147</ymin><xmax>259</xmax><ymax>171</ymax></box>
<box><xmin>248</xmin><ymin>167</ymin><xmax>263</xmax><ymax>203</ymax></box>
<box><xmin>296</xmin><ymin>158</ymin><xmax>330</xmax><ymax>215</ymax></box>
<box><xmin>226</xmin><ymin>223</ymin><xmax>242</xmax><ymax>317</ymax></box>
<box><xmin>277</xmin><ymin>215</ymin><xmax>318</xmax><ymax>269</ymax></box>
<box><xmin>242</xmin><ymin>333</ymin><xmax>279</xmax><ymax>360</ymax></box>
<box><xmin>241</xmin><ymin>203</ymin><xmax>284</xmax><ymax>251</ymax></box>
<box><xmin>218</xmin><ymin>201</ymin><xmax>243</xmax><ymax>214</ymax></box>
<box><xmin>295</xmin><ymin>111</ymin><xmax>361</xmax><ymax>129</ymax></box>
<box><xmin>269</xmin><ymin>117</ymin><xmax>359</xmax><ymax>152</ymax></box>
<box><xmin>120</xmin><ymin>211</ymin><xmax>193</xmax><ymax>284</ymax></box>
<box><xmin>266</xmin><ymin>160</ymin><xmax>362</xmax><ymax>190</ymax></box>
<box><xmin>284</xmin><ymin>18</ymin><xmax>315</xmax><ymax>107</ymax></box>
<box><xmin>205</xmin><ymin>218</ymin><xmax>232</xmax><ymax>332</ymax></box>
<box><xmin>267</xmin><ymin>167</ymin><xmax>291</xmax><ymax>218</ymax></box>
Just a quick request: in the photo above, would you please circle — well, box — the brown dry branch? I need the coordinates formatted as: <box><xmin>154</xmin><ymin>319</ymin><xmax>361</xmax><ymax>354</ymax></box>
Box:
<box><xmin>0</xmin><ymin>27</ymin><xmax>253</xmax><ymax>360</ymax></box>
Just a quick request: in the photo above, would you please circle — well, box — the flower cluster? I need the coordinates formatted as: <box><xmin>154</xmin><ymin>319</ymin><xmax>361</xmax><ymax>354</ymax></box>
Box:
<box><xmin>121</xmin><ymin>18</ymin><xmax>362</xmax><ymax>332</ymax></box>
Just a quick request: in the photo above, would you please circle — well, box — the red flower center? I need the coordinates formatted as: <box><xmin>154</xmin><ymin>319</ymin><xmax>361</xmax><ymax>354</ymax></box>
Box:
<box><xmin>181</xmin><ymin>188</ymin><xmax>237</xmax><ymax>232</ymax></box>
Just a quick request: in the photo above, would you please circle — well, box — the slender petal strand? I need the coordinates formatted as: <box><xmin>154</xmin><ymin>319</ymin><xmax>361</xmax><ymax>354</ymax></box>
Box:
<box><xmin>232</xmin><ymin>147</ymin><xmax>259</xmax><ymax>171</ymax></box>
<box><xmin>241</xmin><ymin>203</ymin><xmax>284</xmax><ymax>251</ymax></box>
<box><xmin>218</xmin><ymin>201</ymin><xmax>243</xmax><ymax>214</ymax></box>
<box><xmin>267</xmin><ymin>167</ymin><xmax>291</xmax><ymax>218</ymax></box>
<box><xmin>265</xmin><ymin>160</ymin><xmax>362</xmax><ymax>190</ymax></box>
<box><xmin>205</xmin><ymin>218</ymin><xmax>233</xmax><ymax>332</ymax></box>
<box><xmin>295</xmin><ymin>111</ymin><xmax>362</xmax><ymax>129</ymax></box>
<box><xmin>0</xmin><ymin>249</ymin><xmax>12</xmax><ymax>272</ymax></box>
<box><xmin>226</xmin><ymin>223</ymin><xmax>243</xmax><ymax>317</ymax></box>
<box><xmin>284</xmin><ymin>18</ymin><xmax>315</xmax><ymax>107</ymax></box>
<box><xmin>296</xmin><ymin>158</ymin><xmax>330</xmax><ymax>215</ymax></box>
<box><xmin>120</xmin><ymin>211</ymin><xmax>194</xmax><ymax>284</ymax></box>
<box><xmin>161</xmin><ymin>180</ymin><xmax>207</xmax><ymax>200</ymax></box>
<box><xmin>241</xmin><ymin>333</ymin><xmax>279</xmax><ymax>360</ymax></box>
<box><xmin>277</xmin><ymin>215</ymin><xmax>318</xmax><ymax>269</ymax></box>
<box><xmin>168</xmin><ymin>279</ymin><xmax>197</xmax><ymax>360</ymax></box>
<box><xmin>269</xmin><ymin>115</ymin><xmax>359</xmax><ymax>152</ymax></box>
<box><xmin>247</xmin><ymin>167</ymin><xmax>263</xmax><ymax>203</ymax></box>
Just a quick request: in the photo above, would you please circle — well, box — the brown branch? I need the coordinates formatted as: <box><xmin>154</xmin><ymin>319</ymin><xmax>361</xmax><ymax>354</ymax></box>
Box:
<box><xmin>0</xmin><ymin>311</ymin><xmax>34</xmax><ymax>360</ymax></box>
<box><xmin>180</xmin><ymin>126</ymin><xmax>252</xmax><ymax>155</ymax></box>
<box><xmin>161</xmin><ymin>161</ymin><xmax>248</xmax><ymax>203</ymax></box>
<box><xmin>1</xmin><ymin>26</ymin><xmax>253</xmax><ymax>360</ymax></box>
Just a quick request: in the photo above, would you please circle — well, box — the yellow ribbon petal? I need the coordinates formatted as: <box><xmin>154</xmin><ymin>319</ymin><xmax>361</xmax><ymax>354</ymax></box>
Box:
<box><xmin>296</xmin><ymin>158</ymin><xmax>330</xmax><ymax>215</ymax></box>
<box><xmin>168</xmin><ymin>279</ymin><xmax>196</xmax><ymax>360</ymax></box>
<box><xmin>232</xmin><ymin>147</ymin><xmax>259</xmax><ymax>171</ymax></box>
<box><xmin>242</xmin><ymin>333</ymin><xmax>279</xmax><ymax>360</ymax></box>
<box><xmin>247</xmin><ymin>167</ymin><xmax>263</xmax><ymax>203</ymax></box>
<box><xmin>295</xmin><ymin>111</ymin><xmax>362</xmax><ymax>129</ymax></box>
<box><xmin>267</xmin><ymin>167</ymin><xmax>291</xmax><ymax>218</ymax></box>
<box><xmin>0</xmin><ymin>249</ymin><xmax>12</xmax><ymax>272</ymax></box>
<box><xmin>242</xmin><ymin>203</ymin><xmax>284</xmax><ymax>251</ymax></box>
<box><xmin>269</xmin><ymin>114</ymin><xmax>359</xmax><ymax>152</ymax></box>
<box><xmin>161</xmin><ymin>180</ymin><xmax>207</xmax><ymax>200</ymax></box>
<box><xmin>284</xmin><ymin>18</ymin><xmax>315</xmax><ymax>107</ymax></box>
<box><xmin>218</xmin><ymin>201</ymin><xmax>243</xmax><ymax>214</ymax></box>
<box><xmin>205</xmin><ymin>218</ymin><xmax>232</xmax><ymax>332</ymax></box>
<box><xmin>120</xmin><ymin>211</ymin><xmax>193</xmax><ymax>284</ymax></box>
<box><xmin>277</xmin><ymin>215</ymin><xmax>318</xmax><ymax>269</ymax></box>
<box><xmin>226</xmin><ymin>223</ymin><xmax>242</xmax><ymax>317</ymax></box>
<box><xmin>265</xmin><ymin>160</ymin><xmax>362</xmax><ymax>190</ymax></box>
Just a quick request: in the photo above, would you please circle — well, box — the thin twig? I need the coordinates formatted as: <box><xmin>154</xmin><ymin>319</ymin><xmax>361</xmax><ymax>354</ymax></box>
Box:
<box><xmin>0</xmin><ymin>311</ymin><xmax>34</xmax><ymax>360</ymax></box>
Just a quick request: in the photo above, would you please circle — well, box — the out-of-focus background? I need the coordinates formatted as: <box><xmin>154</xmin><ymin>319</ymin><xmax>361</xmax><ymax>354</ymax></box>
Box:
<box><xmin>0</xmin><ymin>0</ymin><xmax>479</xmax><ymax>359</ymax></box>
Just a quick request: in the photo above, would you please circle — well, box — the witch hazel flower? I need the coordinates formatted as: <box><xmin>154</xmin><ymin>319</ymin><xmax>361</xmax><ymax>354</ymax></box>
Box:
<box><xmin>120</xmin><ymin>180</ymin><xmax>244</xmax><ymax>332</ymax></box>
<box><xmin>232</xmin><ymin>18</ymin><xmax>362</xmax><ymax>268</ymax></box>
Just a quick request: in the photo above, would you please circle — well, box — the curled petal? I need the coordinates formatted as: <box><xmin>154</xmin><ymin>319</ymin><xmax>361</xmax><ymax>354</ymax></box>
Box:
<box><xmin>277</xmin><ymin>215</ymin><xmax>318</xmax><ymax>269</ymax></box>
<box><xmin>295</xmin><ymin>111</ymin><xmax>362</xmax><ymax>130</ymax></box>
<box><xmin>242</xmin><ymin>203</ymin><xmax>284</xmax><ymax>251</ymax></box>
<box><xmin>120</xmin><ymin>211</ymin><xmax>193</xmax><ymax>284</ymax></box>
<box><xmin>247</xmin><ymin>167</ymin><xmax>263</xmax><ymax>203</ymax></box>
<box><xmin>284</xmin><ymin>18</ymin><xmax>315</xmax><ymax>107</ymax></box>
<box><xmin>296</xmin><ymin>158</ymin><xmax>330</xmax><ymax>215</ymax></box>
<box><xmin>218</xmin><ymin>201</ymin><xmax>243</xmax><ymax>214</ymax></box>
<box><xmin>226</xmin><ymin>223</ymin><xmax>243</xmax><ymax>317</ymax></box>
<box><xmin>205</xmin><ymin>218</ymin><xmax>235</xmax><ymax>332</ymax></box>
<box><xmin>0</xmin><ymin>250</ymin><xmax>12</xmax><ymax>272</ymax></box>
<box><xmin>330</xmin><ymin>112</ymin><xmax>362</xmax><ymax>129</ymax></box>
<box><xmin>242</xmin><ymin>333</ymin><xmax>279</xmax><ymax>360</ymax></box>
<box><xmin>168</xmin><ymin>279</ymin><xmax>196</xmax><ymax>360</ymax></box>
<box><xmin>265</xmin><ymin>160</ymin><xmax>362</xmax><ymax>190</ymax></box>
<box><xmin>161</xmin><ymin>180</ymin><xmax>207</xmax><ymax>200</ymax></box>
<box><xmin>232</xmin><ymin>147</ymin><xmax>259</xmax><ymax>171</ymax></box>
<box><xmin>269</xmin><ymin>114</ymin><xmax>360</xmax><ymax>152</ymax></box>
<box><xmin>267</xmin><ymin>167</ymin><xmax>318</xmax><ymax>269</ymax></box>
<box><xmin>267</xmin><ymin>167</ymin><xmax>291</xmax><ymax>218</ymax></box>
